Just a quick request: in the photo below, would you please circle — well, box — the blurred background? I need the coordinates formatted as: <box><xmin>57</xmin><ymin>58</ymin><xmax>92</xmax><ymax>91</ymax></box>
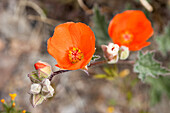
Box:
<box><xmin>0</xmin><ymin>0</ymin><xmax>170</xmax><ymax>113</ymax></box>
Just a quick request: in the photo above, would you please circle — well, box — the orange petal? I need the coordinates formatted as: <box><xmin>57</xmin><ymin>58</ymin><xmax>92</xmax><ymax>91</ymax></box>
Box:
<box><xmin>47</xmin><ymin>22</ymin><xmax>95</xmax><ymax>70</ymax></box>
<box><xmin>129</xmin><ymin>41</ymin><xmax>150</xmax><ymax>51</ymax></box>
<box><xmin>69</xmin><ymin>22</ymin><xmax>95</xmax><ymax>55</ymax></box>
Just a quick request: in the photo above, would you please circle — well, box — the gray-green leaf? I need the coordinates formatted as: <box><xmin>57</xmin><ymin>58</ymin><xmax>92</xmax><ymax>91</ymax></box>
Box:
<box><xmin>134</xmin><ymin>51</ymin><xmax>170</xmax><ymax>81</ymax></box>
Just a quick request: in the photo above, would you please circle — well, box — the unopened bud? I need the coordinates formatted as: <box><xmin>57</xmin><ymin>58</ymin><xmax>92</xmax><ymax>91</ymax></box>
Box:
<box><xmin>34</xmin><ymin>61</ymin><xmax>52</xmax><ymax>80</ymax></box>
<box><xmin>101</xmin><ymin>43</ymin><xmax>119</xmax><ymax>64</ymax></box>
<box><xmin>119</xmin><ymin>46</ymin><xmax>129</xmax><ymax>60</ymax></box>
<box><xmin>30</xmin><ymin>84</ymin><xmax>41</xmax><ymax>94</ymax></box>
<box><xmin>107</xmin><ymin>43</ymin><xmax>119</xmax><ymax>56</ymax></box>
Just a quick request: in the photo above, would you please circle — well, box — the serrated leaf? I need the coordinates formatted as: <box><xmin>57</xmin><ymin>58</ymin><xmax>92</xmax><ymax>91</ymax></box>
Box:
<box><xmin>92</xmin><ymin>5</ymin><xmax>110</xmax><ymax>45</ymax></box>
<box><xmin>134</xmin><ymin>51</ymin><xmax>170</xmax><ymax>81</ymax></box>
<box><xmin>156</xmin><ymin>24</ymin><xmax>170</xmax><ymax>56</ymax></box>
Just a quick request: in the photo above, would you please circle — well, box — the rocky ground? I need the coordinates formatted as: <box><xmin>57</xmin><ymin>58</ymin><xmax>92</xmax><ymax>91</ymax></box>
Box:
<box><xmin>0</xmin><ymin>0</ymin><xmax>170</xmax><ymax>113</ymax></box>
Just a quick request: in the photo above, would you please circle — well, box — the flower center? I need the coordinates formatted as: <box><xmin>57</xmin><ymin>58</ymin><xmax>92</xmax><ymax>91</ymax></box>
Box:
<box><xmin>121</xmin><ymin>31</ymin><xmax>133</xmax><ymax>44</ymax></box>
<box><xmin>68</xmin><ymin>47</ymin><xmax>84</xmax><ymax>64</ymax></box>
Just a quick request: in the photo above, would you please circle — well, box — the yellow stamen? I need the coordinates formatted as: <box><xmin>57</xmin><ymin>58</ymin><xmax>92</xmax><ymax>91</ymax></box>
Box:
<box><xmin>68</xmin><ymin>47</ymin><xmax>84</xmax><ymax>64</ymax></box>
<box><xmin>9</xmin><ymin>93</ymin><xmax>17</xmax><ymax>101</ymax></box>
<box><xmin>121</xmin><ymin>31</ymin><xmax>133</xmax><ymax>44</ymax></box>
<box><xmin>1</xmin><ymin>99</ymin><xmax>5</xmax><ymax>103</ymax></box>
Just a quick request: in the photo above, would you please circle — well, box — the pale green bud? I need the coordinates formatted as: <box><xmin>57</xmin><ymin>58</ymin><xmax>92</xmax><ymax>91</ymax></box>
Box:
<box><xmin>34</xmin><ymin>61</ymin><xmax>52</xmax><ymax>81</ymax></box>
<box><xmin>119</xmin><ymin>46</ymin><xmax>129</xmax><ymax>60</ymax></box>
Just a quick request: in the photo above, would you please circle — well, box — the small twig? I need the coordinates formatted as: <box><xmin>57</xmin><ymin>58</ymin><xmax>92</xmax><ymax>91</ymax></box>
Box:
<box><xmin>27</xmin><ymin>15</ymin><xmax>61</xmax><ymax>26</ymax></box>
<box><xmin>117</xmin><ymin>60</ymin><xmax>135</xmax><ymax>64</ymax></box>
<box><xmin>24</xmin><ymin>0</ymin><xmax>46</xmax><ymax>19</ymax></box>
<box><xmin>49</xmin><ymin>60</ymin><xmax>135</xmax><ymax>81</ymax></box>
<box><xmin>77</xmin><ymin>0</ymin><xmax>93</xmax><ymax>15</ymax></box>
<box><xmin>88</xmin><ymin>60</ymin><xmax>107</xmax><ymax>67</ymax></box>
<box><xmin>140</xmin><ymin>0</ymin><xmax>153</xmax><ymax>12</ymax></box>
<box><xmin>49</xmin><ymin>70</ymin><xmax>70</xmax><ymax>81</ymax></box>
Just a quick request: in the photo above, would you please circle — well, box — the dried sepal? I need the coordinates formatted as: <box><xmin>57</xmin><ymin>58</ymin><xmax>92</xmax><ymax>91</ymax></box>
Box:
<box><xmin>28</xmin><ymin>72</ymin><xmax>40</xmax><ymax>83</ymax></box>
<box><xmin>30</xmin><ymin>84</ymin><xmax>41</xmax><ymax>94</ymax></box>
<box><xmin>31</xmin><ymin>94</ymin><xmax>45</xmax><ymax>107</ymax></box>
<box><xmin>41</xmin><ymin>79</ymin><xmax>54</xmax><ymax>98</ymax></box>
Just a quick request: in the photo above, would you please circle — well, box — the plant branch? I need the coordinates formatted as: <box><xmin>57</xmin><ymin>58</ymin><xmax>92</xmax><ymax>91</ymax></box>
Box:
<box><xmin>49</xmin><ymin>60</ymin><xmax>135</xmax><ymax>81</ymax></box>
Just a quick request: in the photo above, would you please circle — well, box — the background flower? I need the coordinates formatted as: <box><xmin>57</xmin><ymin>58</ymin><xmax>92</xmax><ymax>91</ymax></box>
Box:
<box><xmin>108</xmin><ymin>10</ymin><xmax>154</xmax><ymax>51</ymax></box>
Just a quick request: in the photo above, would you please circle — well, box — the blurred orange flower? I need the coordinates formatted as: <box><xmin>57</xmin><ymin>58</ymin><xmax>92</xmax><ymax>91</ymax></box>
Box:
<box><xmin>108</xmin><ymin>10</ymin><xmax>154</xmax><ymax>51</ymax></box>
<box><xmin>47</xmin><ymin>22</ymin><xmax>95</xmax><ymax>70</ymax></box>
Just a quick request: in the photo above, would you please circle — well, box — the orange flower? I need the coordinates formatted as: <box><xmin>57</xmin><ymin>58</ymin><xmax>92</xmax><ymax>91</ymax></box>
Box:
<box><xmin>108</xmin><ymin>10</ymin><xmax>154</xmax><ymax>51</ymax></box>
<box><xmin>47</xmin><ymin>22</ymin><xmax>95</xmax><ymax>70</ymax></box>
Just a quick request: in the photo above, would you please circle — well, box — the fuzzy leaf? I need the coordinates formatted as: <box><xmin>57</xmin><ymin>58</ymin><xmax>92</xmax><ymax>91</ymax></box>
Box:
<box><xmin>156</xmin><ymin>24</ymin><xmax>170</xmax><ymax>56</ymax></box>
<box><xmin>134</xmin><ymin>51</ymin><xmax>170</xmax><ymax>81</ymax></box>
<box><xmin>92</xmin><ymin>5</ymin><xmax>110</xmax><ymax>45</ymax></box>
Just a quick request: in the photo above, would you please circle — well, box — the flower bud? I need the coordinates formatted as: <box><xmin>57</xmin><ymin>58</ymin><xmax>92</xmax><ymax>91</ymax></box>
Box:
<box><xmin>119</xmin><ymin>46</ymin><xmax>129</xmax><ymax>60</ymax></box>
<box><xmin>30</xmin><ymin>83</ymin><xmax>41</xmax><ymax>94</ymax></box>
<box><xmin>101</xmin><ymin>43</ymin><xmax>119</xmax><ymax>64</ymax></box>
<box><xmin>34</xmin><ymin>61</ymin><xmax>52</xmax><ymax>80</ymax></box>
